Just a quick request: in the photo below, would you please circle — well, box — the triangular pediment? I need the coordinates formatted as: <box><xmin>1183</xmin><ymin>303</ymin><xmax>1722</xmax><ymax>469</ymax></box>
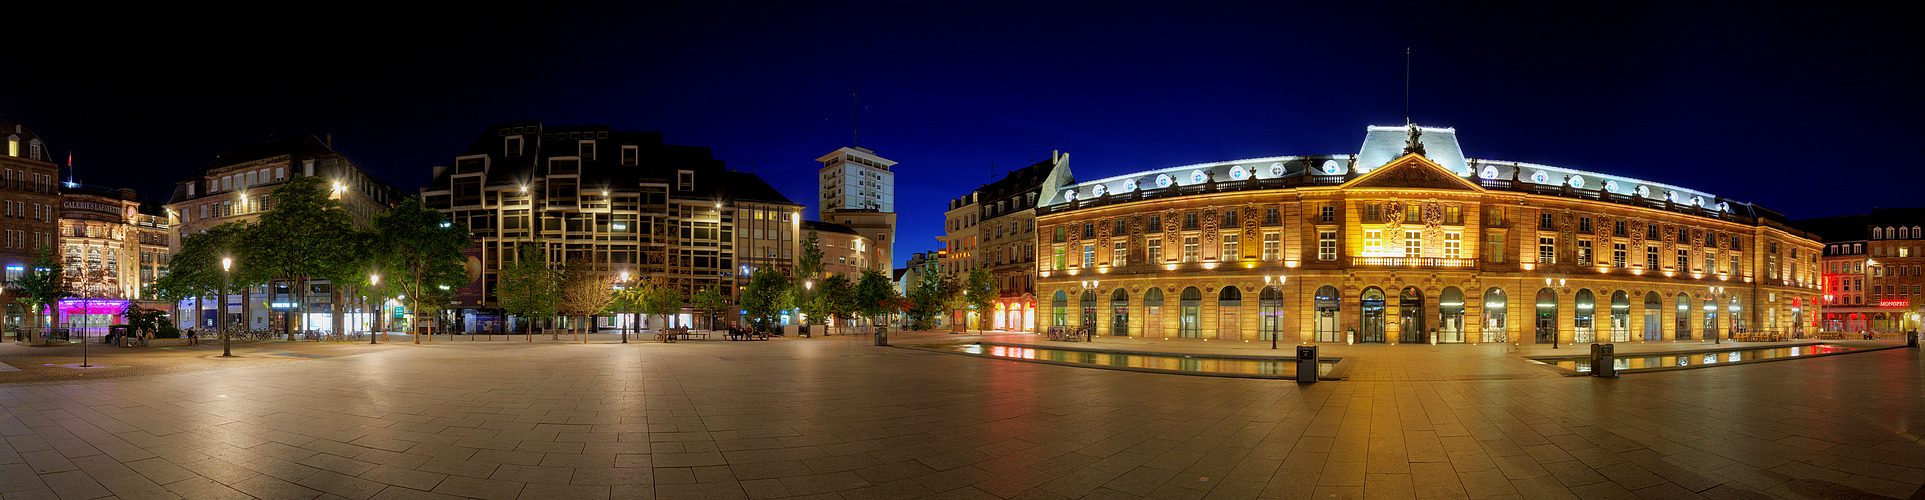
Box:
<box><xmin>1342</xmin><ymin>153</ymin><xmax>1484</xmax><ymax>191</ymax></box>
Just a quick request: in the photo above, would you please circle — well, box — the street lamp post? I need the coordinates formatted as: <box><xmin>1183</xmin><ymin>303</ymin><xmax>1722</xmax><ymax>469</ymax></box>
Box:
<box><xmin>221</xmin><ymin>257</ymin><xmax>233</xmax><ymax>357</ymax></box>
<box><xmin>618</xmin><ymin>271</ymin><xmax>629</xmax><ymax>344</ymax></box>
<box><xmin>370</xmin><ymin>273</ymin><xmax>380</xmax><ymax>344</ymax></box>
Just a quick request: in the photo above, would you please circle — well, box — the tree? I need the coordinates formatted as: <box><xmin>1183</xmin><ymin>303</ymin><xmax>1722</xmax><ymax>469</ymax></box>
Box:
<box><xmin>495</xmin><ymin>242</ymin><xmax>559</xmax><ymax>341</ymax></box>
<box><xmin>962</xmin><ymin>268</ymin><xmax>998</xmax><ymax>332</ymax></box>
<box><xmin>243</xmin><ymin>175</ymin><xmax>355</xmax><ymax>339</ymax></box>
<box><xmin>691</xmin><ymin>286</ymin><xmax>730</xmax><ymax>330</ymax></box>
<box><xmin>817</xmin><ymin>274</ymin><xmax>854</xmax><ymax>334</ymax></box>
<box><xmin>854</xmin><ymin>269</ymin><xmax>896</xmax><ymax>330</ymax></box>
<box><xmin>14</xmin><ymin>248</ymin><xmax>64</xmax><ymax>335</ymax></box>
<box><xmin>122</xmin><ymin>303</ymin><xmax>168</xmax><ymax>338</ymax></box>
<box><xmin>152</xmin><ymin>222</ymin><xmax>249</xmax><ymax>331</ymax></box>
<box><xmin>791</xmin><ymin>230</ymin><xmax>825</xmax><ymax>331</ymax></box>
<box><xmin>739</xmin><ymin>268</ymin><xmax>790</xmax><ymax>331</ymax></box>
<box><xmin>904</xmin><ymin>259</ymin><xmax>950</xmax><ymax>330</ymax></box>
<box><xmin>636</xmin><ymin>277</ymin><xmax>684</xmax><ymax>332</ymax></box>
<box><xmin>556</xmin><ymin>262</ymin><xmax>615</xmax><ymax>341</ymax></box>
<box><xmin>369</xmin><ymin>197</ymin><xmax>469</xmax><ymax>343</ymax></box>
<box><xmin>607</xmin><ymin>276</ymin><xmax>647</xmax><ymax>339</ymax></box>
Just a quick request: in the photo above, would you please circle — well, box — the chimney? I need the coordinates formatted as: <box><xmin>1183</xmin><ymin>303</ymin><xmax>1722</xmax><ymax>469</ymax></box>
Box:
<box><xmin>326</xmin><ymin>134</ymin><xmax>333</xmax><ymax>148</ymax></box>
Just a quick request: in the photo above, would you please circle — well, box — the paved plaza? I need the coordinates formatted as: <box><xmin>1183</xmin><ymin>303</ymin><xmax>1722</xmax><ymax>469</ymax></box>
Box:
<box><xmin>0</xmin><ymin>331</ymin><xmax>1919</xmax><ymax>499</ymax></box>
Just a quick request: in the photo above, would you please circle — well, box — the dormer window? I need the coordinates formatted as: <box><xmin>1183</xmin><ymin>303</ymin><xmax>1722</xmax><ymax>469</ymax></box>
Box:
<box><xmin>621</xmin><ymin>145</ymin><xmax>638</xmax><ymax>166</ymax></box>
<box><xmin>579</xmin><ymin>140</ymin><xmax>595</xmax><ymax>161</ymax></box>
<box><xmin>505</xmin><ymin>136</ymin><xmax>523</xmax><ymax>157</ymax></box>
<box><xmin>677</xmin><ymin>170</ymin><xmax>693</xmax><ymax>191</ymax></box>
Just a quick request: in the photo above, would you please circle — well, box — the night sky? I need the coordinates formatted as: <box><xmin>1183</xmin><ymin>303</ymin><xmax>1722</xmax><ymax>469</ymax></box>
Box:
<box><xmin>7</xmin><ymin>3</ymin><xmax>1921</xmax><ymax>269</ymax></box>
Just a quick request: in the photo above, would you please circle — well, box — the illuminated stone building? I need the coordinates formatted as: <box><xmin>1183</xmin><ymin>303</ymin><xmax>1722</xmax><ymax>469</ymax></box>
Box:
<box><xmin>1034</xmin><ymin>125</ymin><xmax>1823</xmax><ymax>345</ymax></box>
<box><xmin>803</xmin><ymin>220</ymin><xmax>872</xmax><ymax>278</ymax></box>
<box><xmin>165</xmin><ymin>136</ymin><xmax>404</xmax><ymax>331</ymax></box>
<box><xmin>938</xmin><ymin>152</ymin><xmax>1072</xmax><ymax>331</ymax></box>
<box><xmin>58</xmin><ymin>186</ymin><xmax>169</xmax><ymax>300</ymax></box>
<box><xmin>1799</xmin><ymin>208</ymin><xmax>1924</xmax><ymax>333</ymax></box>
<box><xmin>0</xmin><ymin>119</ymin><xmax>61</xmax><ymax>329</ymax></box>
<box><xmin>424</xmin><ymin>120</ymin><xmax>800</xmax><ymax>331</ymax></box>
<box><xmin>816</xmin><ymin>147</ymin><xmax>895</xmax><ymax>276</ymax></box>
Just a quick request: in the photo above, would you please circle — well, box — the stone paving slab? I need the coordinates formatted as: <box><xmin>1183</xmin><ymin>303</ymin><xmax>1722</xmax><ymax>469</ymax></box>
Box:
<box><xmin>0</xmin><ymin>330</ymin><xmax>1916</xmax><ymax>499</ymax></box>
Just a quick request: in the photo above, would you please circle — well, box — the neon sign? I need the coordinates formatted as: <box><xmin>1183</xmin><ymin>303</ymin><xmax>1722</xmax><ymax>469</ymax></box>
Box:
<box><xmin>1878</xmin><ymin>300</ymin><xmax>1909</xmax><ymax>307</ymax></box>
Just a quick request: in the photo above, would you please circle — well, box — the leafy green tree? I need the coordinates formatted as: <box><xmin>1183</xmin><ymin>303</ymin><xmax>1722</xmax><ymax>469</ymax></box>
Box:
<box><xmin>607</xmin><ymin>275</ymin><xmax>647</xmax><ymax>338</ymax></box>
<box><xmin>904</xmin><ymin>259</ymin><xmax>949</xmax><ymax>330</ymax></box>
<box><xmin>152</xmin><ymin>223</ymin><xmax>250</xmax><ymax>332</ymax></box>
<box><xmin>854</xmin><ymin>269</ymin><xmax>895</xmax><ymax>330</ymax></box>
<box><xmin>637</xmin><ymin>277</ymin><xmax>684</xmax><ymax>332</ymax></box>
<box><xmin>691</xmin><ymin>286</ymin><xmax>730</xmax><ymax>330</ymax></box>
<box><xmin>817</xmin><ymin>274</ymin><xmax>854</xmax><ymax>334</ymax></box>
<box><xmin>121</xmin><ymin>303</ymin><xmax>169</xmax><ymax>337</ymax></box>
<box><xmin>739</xmin><ymin>268</ymin><xmax>790</xmax><ymax>331</ymax></box>
<box><xmin>14</xmin><ymin>248</ymin><xmax>64</xmax><ymax>334</ymax></box>
<box><xmin>962</xmin><ymin>268</ymin><xmax>998</xmax><ymax>332</ymax></box>
<box><xmin>243</xmin><ymin>176</ymin><xmax>354</xmax><ymax>339</ymax></box>
<box><xmin>495</xmin><ymin>242</ymin><xmax>559</xmax><ymax>341</ymax></box>
<box><xmin>369</xmin><ymin>197</ymin><xmax>469</xmax><ymax>342</ymax></box>
<box><xmin>791</xmin><ymin>230</ymin><xmax>825</xmax><ymax>331</ymax></box>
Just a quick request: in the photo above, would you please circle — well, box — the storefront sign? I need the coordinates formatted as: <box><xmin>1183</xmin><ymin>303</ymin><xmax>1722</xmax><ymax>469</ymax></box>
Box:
<box><xmin>1878</xmin><ymin>300</ymin><xmax>1910</xmax><ymax>307</ymax></box>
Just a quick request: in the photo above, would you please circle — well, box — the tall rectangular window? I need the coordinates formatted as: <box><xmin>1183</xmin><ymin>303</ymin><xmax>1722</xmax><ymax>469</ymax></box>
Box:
<box><xmin>1222</xmin><ymin>210</ymin><xmax>1237</xmax><ymax>228</ymax></box>
<box><xmin>1613</xmin><ymin>243</ymin><xmax>1626</xmax><ymax>267</ymax></box>
<box><xmin>1540</xmin><ymin>213</ymin><xmax>1556</xmax><ymax>230</ymax></box>
<box><xmin>1113</xmin><ymin>241</ymin><xmax>1127</xmax><ymax>267</ymax></box>
<box><xmin>1263</xmin><ymin>232</ymin><xmax>1281</xmax><ymax>260</ymax></box>
<box><xmin>1149</xmin><ymin>238</ymin><xmax>1163</xmax><ymax>262</ymax></box>
<box><xmin>1365</xmin><ymin>229</ymin><xmax>1383</xmax><ymax>254</ymax></box>
<box><xmin>1577</xmin><ymin>240</ymin><xmax>1593</xmax><ymax>266</ymax></box>
<box><xmin>1615</xmin><ymin>220</ymin><xmax>1626</xmax><ymax>236</ymax></box>
<box><xmin>1183</xmin><ymin>213</ymin><xmax>1198</xmax><ymax>230</ymax></box>
<box><xmin>1146</xmin><ymin>216</ymin><xmax>1160</xmax><ymax>232</ymax></box>
<box><xmin>1053</xmin><ymin>247</ymin><xmax>1065</xmax><ymax>270</ymax></box>
<box><xmin>1677</xmin><ymin>249</ymin><xmax>1690</xmax><ymax>271</ymax></box>
<box><xmin>1647</xmin><ymin>224</ymin><xmax>1660</xmax><ymax>240</ymax></box>
<box><xmin>1444</xmin><ymin>206</ymin><xmax>1461</xmax><ymax>224</ymax></box>
<box><xmin>1705</xmin><ymin>252</ymin><xmax>1717</xmax><ymax>273</ymax></box>
<box><xmin>1539</xmin><ymin>237</ymin><xmax>1556</xmax><ymax>264</ymax></box>
<box><xmin>1647</xmin><ymin>246</ymin><xmax>1659</xmax><ymax>269</ymax></box>
<box><xmin>1579</xmin><ymin>217</ymin><xmax>1592</xmax><ymax>233</ymax></box>
<box><xmin>1319</xmin><ymin>205</ymin><xmax>1335</xmax><ymax>223</ymax></box>
<box><xmin>1083</xmin><ymin>244</ymin><xmax>1095</xmax><ymax>269</ymax></box>
<box><xmin>1222</xmin><ymin>234</ymin><xmax>1239</xmax><ymax>261</ymax></box>
<box><xmin>1404</xmin><ymin>231</ymin><xmax>1421</xmax><ymax>258</ymax></box>
<box><xmin>1364</xmin><ymin>204</ymin><xmax>1381</xmax><ymax>222</ymax></box>
<box><xmin>1264</xmin><ymin>207</ymin><xmax>1280</xmax><ymax>225</ymax></box>
<box><xmin>1183</xmin><ymin>236</ymin><xmax>1199</xmax><ymax>262</ymax></box>
<box><xmin>1730</xmin><ymin>255</ymin><xmax>1740</xmax><ymax>276</ymax></box>
<box><xmin>1319</xmin><ymin>231</ymin><xmax>1337</xmax><ymax>261</ymax></box>
<box><xmin>1444</xmin><ymin>232</ymin><xmax>1462</xmax><ymax>259</ymax></box>
<box><xmin>1486</xmin><ymin>231</ymin><xmax>1505</xmax><ymax>263</ymax></box>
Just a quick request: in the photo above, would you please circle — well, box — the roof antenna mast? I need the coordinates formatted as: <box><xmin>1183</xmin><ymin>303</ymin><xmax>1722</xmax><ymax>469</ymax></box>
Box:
<box><xmin>1404</xmin><ymin>47</ymin><xmax>1412</xmax><ymax>125</ymax></box>
<box><xmin>851</xmin><ymin>85</ymin><xmax>860</xmax><ymax>148</ymax></box>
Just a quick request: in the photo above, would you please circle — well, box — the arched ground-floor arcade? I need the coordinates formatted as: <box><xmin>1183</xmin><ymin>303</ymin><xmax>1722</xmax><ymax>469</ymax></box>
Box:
<box><xmin>1042</xmin><ymin>271</ymin><xmax>1820</xmax><ymax>345</ymax></box>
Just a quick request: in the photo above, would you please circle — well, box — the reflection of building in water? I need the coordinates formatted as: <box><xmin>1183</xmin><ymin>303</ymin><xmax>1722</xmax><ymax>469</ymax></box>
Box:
<box><xmin>1035</xmin><ymin>124</ymin><xmax>1824</xmax><ymax>345</ymax></box>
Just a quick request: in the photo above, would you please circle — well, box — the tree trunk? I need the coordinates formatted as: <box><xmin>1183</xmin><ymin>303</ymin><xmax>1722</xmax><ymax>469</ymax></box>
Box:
<box><xmin>331</xmin><ymin>286</ymin><xmax>344</xmax><ymax>339</ymax></box>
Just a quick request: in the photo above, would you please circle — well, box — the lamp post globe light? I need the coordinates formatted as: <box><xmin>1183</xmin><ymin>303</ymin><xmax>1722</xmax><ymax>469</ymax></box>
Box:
<box><xmin>221</xmin><ymin>256</ymin><xmax>233</xmax><ymax>357</ymax></box>
<box><xmin>370</xmin><ymin>273</ymin><xmax>380</xmax><ymax>344</ymax></box>
<box><xmin>618</xmin><ymin>271</ymin><xmax>630</xmax><ymax>344</ymax></box>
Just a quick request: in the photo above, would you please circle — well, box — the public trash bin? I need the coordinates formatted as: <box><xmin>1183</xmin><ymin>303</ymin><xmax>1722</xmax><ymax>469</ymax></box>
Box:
<box><xmin>1909</xmin><ymin>330</ymin><xmax>1918</xmax><ymax>348</ymax></box>
<box><xmin>874</xmin><ymin>326</ymin><xmax>888</xmax><ymax>346</ymax></box>
<box><xmin>1295</xmin><ymin>345</ymin><xmax>1318</xmax><ymax>383</ymax></box>
<box><xmin>1591</xmin><ymin>343</ymin><xmax>1617</xmax><ymax>378</ymax></box>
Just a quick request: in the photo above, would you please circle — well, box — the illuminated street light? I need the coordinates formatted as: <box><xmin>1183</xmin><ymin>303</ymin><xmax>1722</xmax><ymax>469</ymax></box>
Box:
<box><xmin>221</xmin><ymin>256</ymin><xmax>233</xmax><ymax>357</ymax></box>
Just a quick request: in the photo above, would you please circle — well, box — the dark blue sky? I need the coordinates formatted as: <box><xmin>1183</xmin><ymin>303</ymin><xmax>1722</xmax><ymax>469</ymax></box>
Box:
<box><xmin>6</xmin><ymin>2</ymin><xmax>1921</xmax><ymax>268</ymax></box>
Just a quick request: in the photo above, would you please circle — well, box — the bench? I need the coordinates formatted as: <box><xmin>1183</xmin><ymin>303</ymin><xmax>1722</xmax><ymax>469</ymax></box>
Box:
<box><xmin>726</xmin><ymin>327</ymin><xmax>770</xmax><ymax>341</ymax></box>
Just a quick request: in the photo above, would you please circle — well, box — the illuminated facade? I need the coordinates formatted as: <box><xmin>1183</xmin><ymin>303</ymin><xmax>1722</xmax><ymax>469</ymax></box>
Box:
<box><xmin>165</xmin><ymin>136</ymin><xmax>404</xmax><ymax>331</ymax></box>
<box><xmin>0</xmin><ymin>119</ymin><xmax>60</xmax><ymax>330</ymax></box>
<box><xmin>1035</xmin><ymin>125</ymin><xmax>1824</xmax><ymax>344</ymax></box>
<box><xmin>424</xmin><ymin>120</ymin><xmax>800</xmax><ymax>332</ymax></box>
<box><xmin>58</xmin><ymin>186</ymin><xmax>169</xmax><ymax>302</ymax></box>
<box><xmin>939</xmin><ymin>152</ymin><xmax>1072</xmax><ymax>331</ymax></box>
<box><xmin>816</xmin><ymin>147</ymin><xmax>896</xmax><ymax>276</ymax></box>
<box><xmin>1800</xmin><ymin>209</ymin><xmax>1924</xmax><ymax>333</ymax></box>
<box><xmin>803</xmin><ymin>220</ymin><xmax>872</xmax><ymax>278</ymax></box>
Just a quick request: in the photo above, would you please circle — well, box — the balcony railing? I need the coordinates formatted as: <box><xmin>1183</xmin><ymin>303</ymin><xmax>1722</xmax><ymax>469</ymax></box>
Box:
<box><xmin>1350</xmin><ymin>257</ymin><xmax>1477</xmax><ymax>268</ymax></box>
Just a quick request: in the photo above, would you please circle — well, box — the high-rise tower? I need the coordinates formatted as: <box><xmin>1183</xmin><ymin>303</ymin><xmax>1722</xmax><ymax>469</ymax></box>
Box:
<box><xmin>814</xmin><ymin>147</ymin><xmax>896</xmax><ymax>274</ymax></box>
